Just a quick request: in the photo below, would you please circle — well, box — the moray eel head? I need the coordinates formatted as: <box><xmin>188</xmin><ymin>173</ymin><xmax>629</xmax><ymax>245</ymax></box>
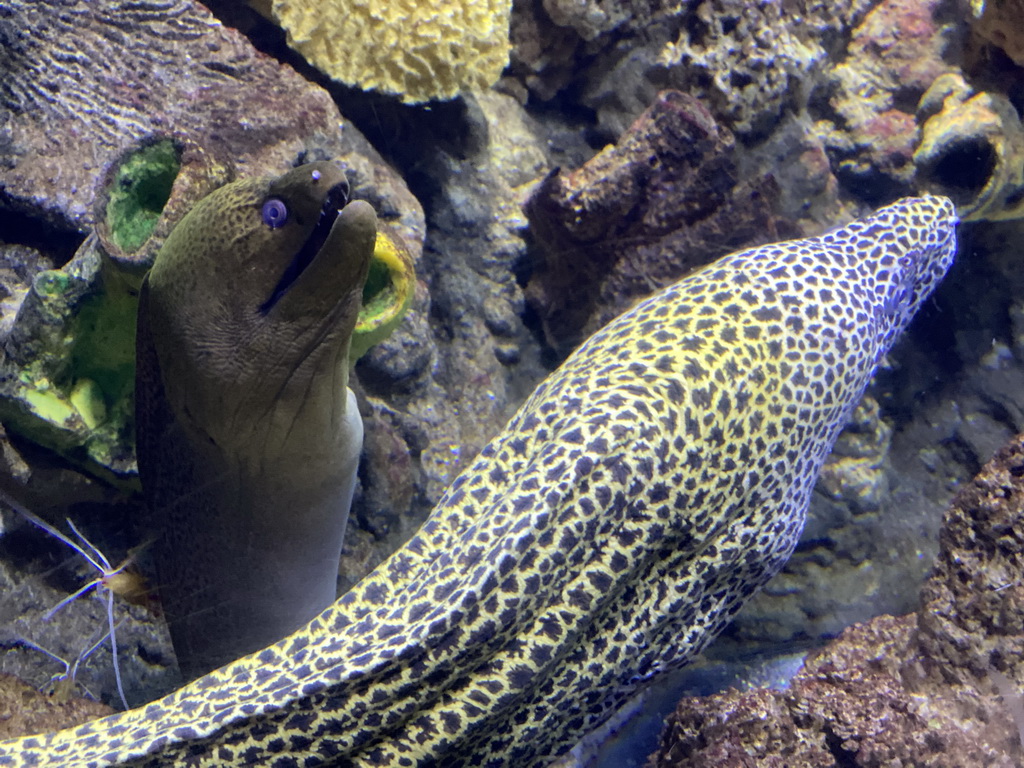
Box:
<box><xmin>852</xmin><ymin>197</ymin><xmax>957</xmax><ymax>363</ymax></box>
<box><xmin>258</xmin><ymin>166</ymin><xmax>358</xmax><ymax>315</ymax></box>
<box><xmin>142</xmin><ymin>161</ymin><xmax>376</xmax><ymax>450</ymax></box>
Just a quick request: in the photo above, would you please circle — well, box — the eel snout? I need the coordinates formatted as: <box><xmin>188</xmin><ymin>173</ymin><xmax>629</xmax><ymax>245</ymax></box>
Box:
<box><xmin>261</xmin><ymin>178</ymin><xmax>352</xmax><ymax>313</ymax></box>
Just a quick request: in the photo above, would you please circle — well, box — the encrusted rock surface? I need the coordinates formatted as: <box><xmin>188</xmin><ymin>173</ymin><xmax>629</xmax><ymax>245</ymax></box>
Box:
<box><xmin>969</xmin><ymin>0</ymin><xmax>1024</xmax><ymax>66</ymax></box>
<box><xmin>511</xmin><ymin>0</ymin><xmax>963</xmax><ymax>206</ymax></box>
<box><xmin>914</xmin><ymin>73</ymin><xmax>1024</xmax><ymax>221</ymax></box>
<box><xmin>915</xmin><ymin>432</ymin><xmax>1024</xmax><ymax>686</ymax></box>
<box><xmin>644</xmin><ymin>431</ymin><xmax>1024</xmax><ymax>768</ymax></box>
<box><xmin>372</xmin><ymin>89</ymin><xmax>549</xmax><ymax>504</ymax></box>
<box><xmin>0</xmin><ymin>245</ymin><xmax>56</xmax><ymax>340</ymax></box>
<box><xmin>524</xmin><ymin>90</ymin><xmax>795</xmax><ymax>354</ymax></box>
<box><xmin>0</xmin><ymin>672</ymin><xmax>113</xmax><ymax>739</ymax></box>
<box><xmin>511</xmin><ymin>0</ymin><xmax>875</xmax><ymax>139</ymax></box>
<box><xmin>815</xmin><ymin>0</ymin><xmax>955</xmax><ymax>193</ymax></box>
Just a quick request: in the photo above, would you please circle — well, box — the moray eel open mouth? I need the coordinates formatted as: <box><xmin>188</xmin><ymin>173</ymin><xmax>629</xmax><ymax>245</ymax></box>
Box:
<box><xmin>261</xmin><ymin>179</ymin><xmax>351</xmax><ymax>314</ymax></box>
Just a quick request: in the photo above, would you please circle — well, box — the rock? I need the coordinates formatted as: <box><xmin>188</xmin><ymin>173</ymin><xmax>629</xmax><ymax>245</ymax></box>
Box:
<box><xmin>914</xmin><ymin>73</ymin><xmax>1024</xmax><ymax>222</ymax></box>
<box><xmin>817</xmin><ymin>397</ymin><xmax>892</xmax><ymax>516</ymax></box>
<box><xmin>0</xmin><ymin>0</ymin><xmax>423</xmax><ymax>244</ymax></box>
<box><xmin>915</xmin><ymin>431</ymin><xmax>1024</xmax><ymax>684</ymax></box>
<box><xmin>524</xmin><ymin>90</ymin><xmax>796</xmax><ymax>355</ymax></box>
<box><xmin>512</xmin><ymin>0</ymin><xmax>958</xmax><ymax>210</ymax></box>
<box><xmin>0</xmin><ymin>244</ymin><xmax>56</xmax><ymax>340</ymax></box>
<box><xmin>511</xmin><ymin>0</ymin><xmax>874</xmax><ymax>140</ymax></box>
<box><xmin>969</xmin><ymin>0</ymin><xmax>1024</xmax><ymax>66</ymax></box>
<box><xmin>815</xmin><ymin>0</ymin><xmax>955</xmax><ymax>196</ymax></box>
<box><xmin>356</xmin><ymin>299</ymin><xmax>437</xmax><ymax>395</ymax></box>
<box><xmin>0</xmin><ymin>671</ymin><xmax>114</xmax><ymax>740</ymax></box>
<box><xmin>735</xmin><ymin>114</ymin><xmax>842</xmax><ymax>223</ymax></box>
<box><xmin>393</xmin><ymin>89</ymin><xmax>549</xmax><ymax>503</ymax></box>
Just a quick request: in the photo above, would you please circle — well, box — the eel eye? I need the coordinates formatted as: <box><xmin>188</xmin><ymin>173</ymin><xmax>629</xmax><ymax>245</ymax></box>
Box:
<box><xmin>262</xmin><ymin>198</ymin><xmax>288</xmax><ymax>229</ymax></box>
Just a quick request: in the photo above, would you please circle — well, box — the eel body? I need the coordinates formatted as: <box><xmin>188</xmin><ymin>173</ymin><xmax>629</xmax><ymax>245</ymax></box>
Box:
<box><xmin>135</xmin><ymin>162</ymin><xmax>376</xmax><ymax>679</ymax></box>
<box><xmin>0</xmin><ymin>196</ymin><xmax>956</xmax><ymax>766</ymax></box>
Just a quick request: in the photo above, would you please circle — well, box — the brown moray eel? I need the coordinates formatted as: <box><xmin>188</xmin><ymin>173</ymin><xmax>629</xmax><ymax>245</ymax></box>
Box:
<box><xmin>0</xmin><ymin>196</ymin><xmax>956</xmax><ymax>766</ymax></box>
<box><xmin>135</xmin><ymin>162</ymin><xmax>376</xmax><ymax>680</ymax></box>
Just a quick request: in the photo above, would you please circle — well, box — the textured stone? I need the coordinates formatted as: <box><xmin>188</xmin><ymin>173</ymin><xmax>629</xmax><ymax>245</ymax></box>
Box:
<box><xmin>396</xmin><ymin>90</ymin><xmax>549</xmax><ymax>504</ymax></box>
<box><xmin>970</xmin><ymin>0</ymin><xmax>1024</xmax><ymax>66</ymax></box>
<box><xmin>541</xmin><ymin>0</ymin><xmax>661</xmax><ymax>41</ymax></box>
<box><xmin>815</xmin><ymin>0</ymin><xmax>955</xmax><ymax>192</ymax></box>
<box><xmin>816</xmin><ymin>397</ymin><xmax>892</xmax><ymax>516</ymax></box>
<box><xmin>914</xmin><ymin>73</ymin><xmax>1024</xmax><ymax>221</ymax></box>
<box><xmin>0</xmin><ymin>245</ymin><xmax>56</xmax><ymax>340</ymax></box>
<box><xmin>511</xmin><ymin>0</ymin><xmax>874</xmax><ymax>139</ymax></box>
<box><xmin>915</xmin><ymin>432</ymin><xmax>1024</xmax><ymax>684</ymax></box>
<box><xmin>0</xmin><ymin>672</ymin><xmax>113</xmax><ymax>740</ymax></box>
<box><xmin>524</xmin><ymin>90</ymin><xmax>795</xmax><ymax>354</ymax></box>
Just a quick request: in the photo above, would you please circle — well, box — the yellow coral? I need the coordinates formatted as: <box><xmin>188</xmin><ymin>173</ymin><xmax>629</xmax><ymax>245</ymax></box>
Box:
<box><xmin>266</xmin><ymin>0</ymin><xmax>511</xmax><ymax>103</ymax></box>
<box><xmin>350</xmin><ymin>229</ymin><xmax>416</xmax><ymax>360</ymax></box>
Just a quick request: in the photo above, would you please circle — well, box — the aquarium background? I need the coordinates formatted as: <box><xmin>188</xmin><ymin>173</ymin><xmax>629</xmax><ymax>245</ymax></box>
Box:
<box><xmin>0</xmin><ymin>0</ymin><xmax>1022</xmax><ymax>765</ymax></box>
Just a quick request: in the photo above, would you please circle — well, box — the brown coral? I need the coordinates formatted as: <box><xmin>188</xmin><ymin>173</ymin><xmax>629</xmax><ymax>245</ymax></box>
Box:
<box><xmin>524</xmin><ymin>90</ymin><xmax>795</xmax><ymax>355</ymax></box>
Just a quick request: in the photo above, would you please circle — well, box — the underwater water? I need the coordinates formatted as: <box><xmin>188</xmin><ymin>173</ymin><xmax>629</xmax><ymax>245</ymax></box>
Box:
<box><xmin>0</xmin><ymin>0</ymin><xmax>1021</xmax><ymax>766</ymax></box>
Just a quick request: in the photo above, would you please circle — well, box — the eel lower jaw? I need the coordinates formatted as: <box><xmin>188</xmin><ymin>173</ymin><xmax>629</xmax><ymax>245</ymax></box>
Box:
<box><xmin>260</xmin><ymin>180</ymin><xmax>351</xmax><ymax>315</ymax></box>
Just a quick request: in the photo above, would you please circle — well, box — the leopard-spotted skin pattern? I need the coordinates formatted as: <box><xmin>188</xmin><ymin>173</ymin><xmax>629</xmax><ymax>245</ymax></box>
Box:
<box><xmin>0</xmin><ymin>196</ymin><xmax>957</xmax><ymax>768</ymax></box>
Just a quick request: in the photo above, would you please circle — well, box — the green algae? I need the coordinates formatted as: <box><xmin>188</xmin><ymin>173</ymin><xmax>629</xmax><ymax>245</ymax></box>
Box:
<box><xmin>105</xmin><ymin>141</ymin><xmax>181</xmax><ymax>253</ymax></box>
<box><xmin>362</xmin><ymin>257</ymin><xmax>391</xmax><ymax>309</ymax></box>
<box><xmin>34</xmin><ymin>270</ymin><xmax>73</xmax><ymax>298</ymax></box>
<box><xmin>23</xmin><ymin>385</ymin><xmax>77</xmax><ymax>427</ymax></box>
<box><xmin>0</xmin><ymin>239</ymin><xmax>140</xmax><ymax>487</ymax></box>
<box><xmin>69</xmin><ymin>268</ymin><xmax>137</xmax><ymax>418</ymax></box>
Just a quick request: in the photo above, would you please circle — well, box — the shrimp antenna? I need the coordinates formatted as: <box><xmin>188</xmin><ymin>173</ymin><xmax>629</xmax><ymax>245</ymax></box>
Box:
<box><xmin>1</xmin><ymin>491</ymin><xmax>130</xmax><ymax>709</ymax></box>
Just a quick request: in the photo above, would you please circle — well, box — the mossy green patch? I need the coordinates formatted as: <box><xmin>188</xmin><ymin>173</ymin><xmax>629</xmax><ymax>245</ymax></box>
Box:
<box><xmin>24</xmin><ymin>385</ymin><xmax>77</xmax><ymax>427</ymax></box>
<box><xmin>362</xmin><ymin>257</ymin><xmax>391</xmax><ymax>309</ymax></box>
<box><xmin>69</xmin><ymin>269</ymin><xmax>138</xmax><ymax>419</ymax></box>
<box><xmin>69</xmin><ymin>378</ymin><xmax>107</xmax><ymax>431</ymax></box>
<box><xmin>34</xmin><ymin>270</ymin><xmax>73</xmax><ymax>298</ymax></box>
<box><xmin>106</xmin><ymin>140</ymin><xmax>181</xmax><ymax>253</ymax></box>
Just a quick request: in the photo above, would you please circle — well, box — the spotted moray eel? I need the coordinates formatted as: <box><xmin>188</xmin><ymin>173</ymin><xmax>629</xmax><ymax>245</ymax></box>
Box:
<box><xmin>0</xmin><ymin>196</ymin><xmax>957</xmax><ymax>767</ymax></box>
